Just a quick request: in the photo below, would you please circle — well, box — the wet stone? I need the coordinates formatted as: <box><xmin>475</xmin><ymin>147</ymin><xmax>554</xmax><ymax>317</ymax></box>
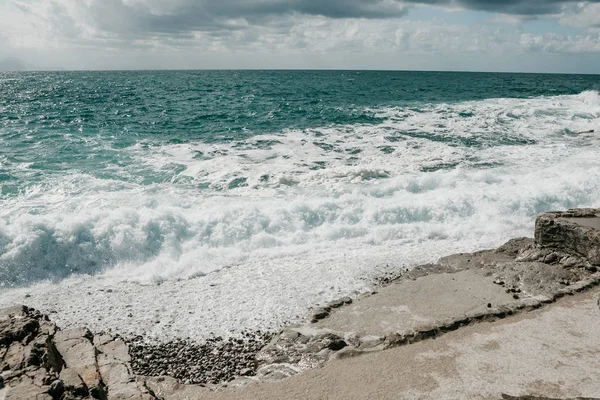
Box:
<box><xmin>48</xmin><ymin>379</ymin><xmax>65</xmax><ymax>398</ymax></box>
<box><xmin>312</xmin><ymin>309</ymin><xmax>330</xmax><ymax>320</ymax></box>
<box><xmin>328</xmin><ymin>340</ymin><xmax>348</xmax><ymax>351</ymax></box>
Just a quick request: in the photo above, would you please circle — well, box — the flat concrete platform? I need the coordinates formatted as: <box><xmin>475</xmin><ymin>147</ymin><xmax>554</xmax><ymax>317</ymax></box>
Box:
<box><xmin>315</xmin><ymin>270</ymin><xmax>515</xmax><ymax>336</ymax></box>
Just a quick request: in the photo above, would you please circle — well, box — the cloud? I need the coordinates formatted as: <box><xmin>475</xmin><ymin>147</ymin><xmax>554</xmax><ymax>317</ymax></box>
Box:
<box><xmin>2</xmin><ymin>0</ymin><xmax>600</xmax><ymax>72</ymax></box>
<box><xmin>76</xmin><ymin>0</ymin><xmax>413</xmax><ymax>38</ymax></box>
<box><xmin>6</xmin><ymin>0</ymin><xmax>600</xmax><ymax>44</ymax></box>
<box><xmin>520</xmin><ymin>32</ymin><xmax>600</xmax><ymax>53</ymax></box>
<box><xmin>406</xmin><ymin>0</ymin><xmax>588</xmax><ymax>16</ymax></box>
<box><xmin>18</xmin><ymin>0</ymin><xmax>600</xmax><ymax>41</ymax></box>
<box><xmin>557</xmin><ymin>2</ymin><xmax>600</xmax><ymax>30</ymax></box>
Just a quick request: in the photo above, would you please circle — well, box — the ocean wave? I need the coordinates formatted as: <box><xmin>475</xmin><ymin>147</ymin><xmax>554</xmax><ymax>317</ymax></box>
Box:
<box><xmin>115</xmin><ymin>90</ymin><xmax>600</xmax><ymax>192</ymax></box>
<box><xmin>1</xmin><ymin>141</ymin><xmax>599</xmax><ymax>289</ymax></box>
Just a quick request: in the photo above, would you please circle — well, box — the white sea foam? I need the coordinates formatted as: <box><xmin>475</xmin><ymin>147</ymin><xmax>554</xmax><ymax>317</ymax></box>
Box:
<box><xmin>0</xmin><ymin>91</ymin><xmax>599</xmax><ymax>340</ymax></box>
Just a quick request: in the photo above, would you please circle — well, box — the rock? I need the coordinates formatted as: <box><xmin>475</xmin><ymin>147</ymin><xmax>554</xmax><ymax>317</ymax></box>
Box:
<box><xmin>279</xmin><ymin>330</ymin><xmax>300</xmax><ymax>341</ymax></box>
<box><xmin>0</xmin><ymin>305</ymin><xmax>41</xmax><ymax>347</ymax></box>
<box><xmin>327</xmin><ymin>299</ymin><xmax>345</xmax><ymax>309</ymax></box>
<box><xmin>296</xmin><ymin>335</ymin><xmax>310</xmax><ymax>344</ymax></box>
<box><xmin>93</xmin><ymin>334</ymin><xmax>115</xmax><ymax>348</ymax></box>
<box><xmin>3</xmin><ymin>342</ymin><xmax>27</xmax><ymax>371</ymax></box>
<box><xmin>59</xmin><ymin>368</ymin><xmax>88</xmax><ymax>397</ymax></box>
<box><xmin>53</xmin><ymin>328</ymin><xmax>105</xmax><ymax>397</ymax></box>
<box><xmin>4</xmin><ymin>379</ymin><xmax>50</xmax><ymax>400</ymax></box>
<box><xmin>48</xmin><ymin>379</ymin><xmax>65</xmax><ymax>398</ymax></box>
<box><xmin>97</xmin><ymin>339</ymin><xmax>130</xmax><ymax>363</ymax></box>
<box><xmin>515</xmin><ymin>248</ymin><xmax>545</xmax><ymax>262</ymax></box>
<box><xmin>535</xmin><ymin>209</ymin><xmax>600</xmax><ymax>265</ymax></box>
<box><xmin>312</xmin><ymin>309</ymin><xmax>330</xmax><ymax>320</ymax></box>
<box><xmin>331</xmin><ymin>347</ymin><xmax>363</xmax><ymax>359</ymax></box>
<box><xmin>326</xmin><ymin>297</ymin><xmax>353</xmax><ymax>309</ymax></box>
<box><xmin>0</xmin><ymin>306</ymin><xmax>159</xmax><ymax>400</ymax></box>
<box><xmin>0</xmin><ymin>374</ymin><xmax>4</xmax><ymax>389</ymax></box>
<box><xmin>327</xmin><ymin>340</ymin><xmax>347</xmax><ymax>351</ymax></box>
<box><xmin>358</xmin><ymin>335</ymin><xmax>385</xmax><ymax>350</ymax></box>
<box><xmin>97</xmin><ymin>353</ymin><xmax>131</xmax><ymax>387</ymax></box>
<box><xmin>495</xmin><ymin>237</ymin><xmax>535</xmax><ymax>255</ymax></box>
<box><xmin>560</xmin><ymin>255</ymin><xmax>585</xmax><ymax>268</ymax></box>
<box><xmin>543</xmin><ymin>252</ymin><xmax>559</xmax><ymax>264</ymax></box>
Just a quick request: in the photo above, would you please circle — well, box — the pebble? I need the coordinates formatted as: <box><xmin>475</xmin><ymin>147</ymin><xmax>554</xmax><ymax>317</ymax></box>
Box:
<box><xmin>127</xmin><ymin>331</ymin><xmax>274</xmax><ymax>385</ymax></box>
<box><xmin>544</xmin><ymin>253</ymin><xmax>559</xmax><ymax>264</ymax></box>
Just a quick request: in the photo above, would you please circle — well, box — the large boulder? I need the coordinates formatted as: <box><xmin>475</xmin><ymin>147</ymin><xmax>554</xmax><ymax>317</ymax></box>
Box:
<box><xmin>535</xmin><ymin>208</ymin><xmax>600</xmax><ymax>266</ymax></box>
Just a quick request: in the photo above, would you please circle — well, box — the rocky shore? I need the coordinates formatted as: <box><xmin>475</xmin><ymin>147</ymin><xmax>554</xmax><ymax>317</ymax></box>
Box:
<box><xmin>0</xmin><ymin>306</ymin><xmax>157</xmax><ymax>399</ymax></box>
<box><xmin>1</xmin><ymin>208</ymin><xmax>599</xmax><ymax>399</ymax></box>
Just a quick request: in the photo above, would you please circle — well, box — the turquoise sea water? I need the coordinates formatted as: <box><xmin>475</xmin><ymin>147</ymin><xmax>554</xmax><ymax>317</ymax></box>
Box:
<box><xmin>1</xmin><ymin>71</ymin><xmax>599</xmax><ymax>339</ymax></box>
<box><xmin>2</xmin><ymin>71</ymin><xmax>598</xmax><ymax>194</ymax></box>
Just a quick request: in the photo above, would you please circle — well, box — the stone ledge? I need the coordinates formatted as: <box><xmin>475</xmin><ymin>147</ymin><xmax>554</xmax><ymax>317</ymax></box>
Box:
<box><xmin>535</xmin><ymin>208</ymin><xmax>600</xmax><ymax>265</ymax></box>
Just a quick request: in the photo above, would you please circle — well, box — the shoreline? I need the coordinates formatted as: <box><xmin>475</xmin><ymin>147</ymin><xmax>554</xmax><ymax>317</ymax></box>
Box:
<box><xmin>1</xmin><ymin>208</ymin><xmax>599</xmax><ymax>399</ymax></box>
<box><xmin>173</xmin><ymin>284</ymin><xmax>600</xmax><ymax>400</ymax></box>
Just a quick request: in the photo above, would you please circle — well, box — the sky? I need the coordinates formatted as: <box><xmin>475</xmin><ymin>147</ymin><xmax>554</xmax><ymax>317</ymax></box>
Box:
<box><xmin>2</xmin><ymin>0</ymin><xmax>600</xmax><ymax>73</ymax></box>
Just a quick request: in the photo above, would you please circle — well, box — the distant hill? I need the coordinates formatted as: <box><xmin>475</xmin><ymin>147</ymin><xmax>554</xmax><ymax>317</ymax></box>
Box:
<box><xmin>0</xmin><ymin>57</ymin><xmax>29</xmax><ymax>71</ymax></box>
<box><xmin>0</xmin><ymin>57</ymin><xmax>64</xmax><ymax>72</ymax></box>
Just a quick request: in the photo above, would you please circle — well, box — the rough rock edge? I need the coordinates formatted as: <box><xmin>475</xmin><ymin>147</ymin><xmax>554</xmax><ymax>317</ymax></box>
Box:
<box><xmin>502</xmin><ymin>394</ymin><xmax>600</xmax><ymax>400</ymax></box>
<box><xmin>0</xmin><ymin>306</ymin><xmax>159</xmax><ymax>400</ymax></box>
<box><xmin>535</xmin><ymin>208</ymin><xmax>600</xmax><ymax>266</ymax></box>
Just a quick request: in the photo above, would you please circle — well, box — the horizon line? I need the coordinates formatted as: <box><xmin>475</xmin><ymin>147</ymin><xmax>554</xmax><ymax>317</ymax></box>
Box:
<box><xmin>2</xmin><ymin>67</ymin><xmax>600</xmax><ymax>76</ymax></box>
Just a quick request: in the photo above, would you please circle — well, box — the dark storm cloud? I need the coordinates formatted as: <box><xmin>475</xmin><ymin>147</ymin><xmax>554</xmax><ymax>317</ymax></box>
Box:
<box><xmin>236</xmin><ymin>0</ymin><xmax>410</xmax><ymax>19</ymax></box>
<box><xmin>68</xmin><ymin>0</ymin><xmax>600</xmax><ymax>38</ymax></box>
<box><xmin>406</xmin><ymin>0</ymin><xmax>594</xmax><ymax>15</ymax></box>
<box><xmin>85</xmin><ymin>0</ymin><xmax>411</xmax><ymax>37</ymax></box>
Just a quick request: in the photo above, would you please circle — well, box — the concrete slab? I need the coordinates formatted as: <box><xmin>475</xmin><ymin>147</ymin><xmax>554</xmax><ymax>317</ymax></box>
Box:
<box><xmin>314</xmin><ymin>270</ymin><xmax>515</xmax><ymax>336</ymax></box>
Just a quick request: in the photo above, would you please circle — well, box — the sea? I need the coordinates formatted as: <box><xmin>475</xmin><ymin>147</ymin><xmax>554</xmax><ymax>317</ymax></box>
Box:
<box><xmin>0</xmin><ymin>70</ymin><xmax>599</xmax><ymax>340</ymax></box>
